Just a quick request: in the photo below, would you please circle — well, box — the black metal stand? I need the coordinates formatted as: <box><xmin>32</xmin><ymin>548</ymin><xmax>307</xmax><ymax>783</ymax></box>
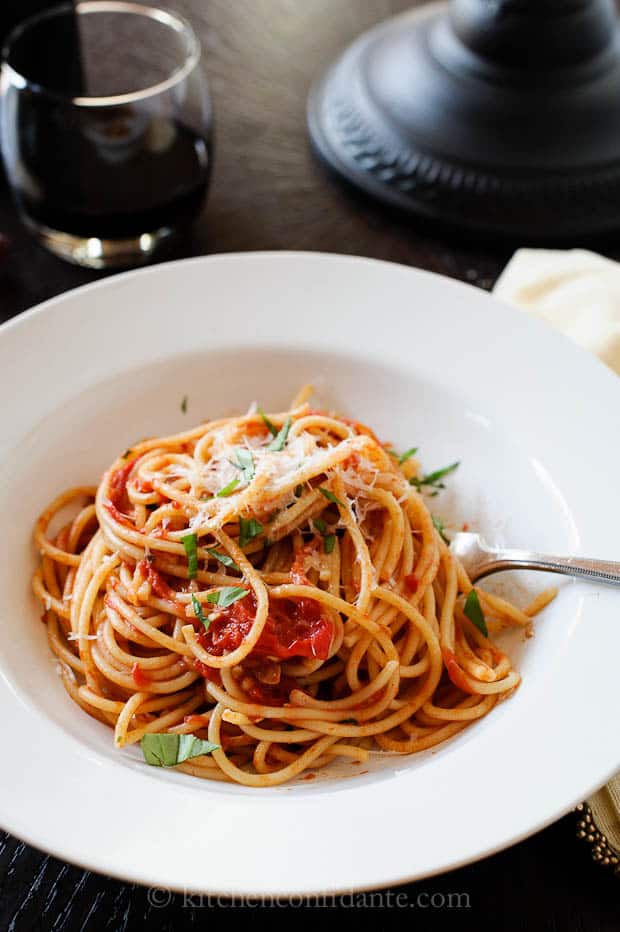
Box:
<box><xmin>307</xmin><ymin>0</ymin><xmax>620</xmax><ymax>240</ymax></box>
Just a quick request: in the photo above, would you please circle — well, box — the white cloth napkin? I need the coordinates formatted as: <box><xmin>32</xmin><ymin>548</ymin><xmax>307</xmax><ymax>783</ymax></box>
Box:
<box><xmin>493</xmin><ymin>248</ymin><xmax>620</xmax><ymax>856</ymax></box>
<box><xmin>494</xmin><ymin>248</ymin><xmax>620</xmax><ymax>375</ymax></box>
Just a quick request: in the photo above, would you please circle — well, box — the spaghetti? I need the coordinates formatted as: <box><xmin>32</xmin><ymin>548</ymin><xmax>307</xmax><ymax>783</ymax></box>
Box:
<box><xmin>32</xmin><ymin>387</ymin><xmax>554</xmax><ymax>786</ymax></box>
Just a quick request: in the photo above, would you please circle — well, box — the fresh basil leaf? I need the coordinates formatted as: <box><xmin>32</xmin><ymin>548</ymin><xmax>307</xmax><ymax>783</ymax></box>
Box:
<box><xmin>230</xmin><ymin>448</ymin><xmax>255</xmax><ymax>483</ymax></box>
<box><xmin>410</xmin><ymin>461</ymin><xmax>459</xmax><ymax>493</ymax></box>
<box><xmin>318</xmin><ymin>487</ymin><xmax>345</xmax><ymax>508</ymax></box>
<box><xmin>258</xmin><ymin>407</ymin><xmax>278</xmax><ymax>436</ymax></box>
<box><xmin>206</xmin><ymin>548</ymin><xmax>240</xmax><ymax>573</ymax></box>
<box><xmin>463</xmin><ymin>589</ymin><xmax>488</xmax><ymax>638</ymax></box>
<box><xmin>312</xmin><ymin>516</ymin><xmax>336</xmax><ymax>553</ymax></box>
<box><xmin>267</xmin><ymin>416</ymin><xmax>291</xmax><ymax>452</ymax></box>
<box><xmin>217</xmin><ymin>478</ymin><xmax>241</xmax><ymax>498</ymax></box>
<box><xmin>206</xmin><ymin>586</ymin><xmax>248</xmax><ymax>609</ymax></box>
<box><xmin>399</xmin><ymin>447</ymin><xmax>419</xmax><ymax>465</ymax></box>
<box><xmin>182</xmin><ymin>533</ymin><xmax>198</xmax><ymax>579</ymax></box>
<box><xmin>431</xmin><ymin>515</ymin><xmax>450</xmax><ymax>545</ymax></box>
<box><xmin>238</xmin><ymin>516</ymin><xmax>263</xmax><ymax>548</ymax></box>
<box><xmin>141</xmin><ymin>733</ymin><xmax>219</xmax><ymax>767</ymax></box>
<box><xmin>180</xmin><ymin>396</ymin><xmax>188</xmax><ymax>414</ymax></box>
<box><xmin>191</xmin><ymin>593</ymin><xmax>211</xmax><ymax>630</ymax></box>
<box><xmin>177</xmin><ymin>734</ymin><xmax>218</xmax><ymax>763</ymax></box>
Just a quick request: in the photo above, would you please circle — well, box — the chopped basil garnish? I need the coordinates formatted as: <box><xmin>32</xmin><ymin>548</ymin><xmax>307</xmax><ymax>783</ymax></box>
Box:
<box><xmin>238</xmin><ymin>516</ymin><xmax>263</xmax><ymax>548</ymax></box>
<box><xmin>182</xmin><ymin>533</ymin><xmax>198</xmax><ymax>579</ymax></box>
<box><xmin>431</xmin><ymin>515</ymin><xmax>450</xmax><ymax>545</ymax></box>
<box><xmin>206</xmin><ymin>548</ymin><xmax>240</xmax><ymax>573</ymax></box>
<box><xmin>206</xmin><ymin>586</ymin><xmax>248</xmax><ymax>609</ymax></box>
<box><xmin>191</xmin><ymin>593</ymin><xmax>211</xmax><ymax>629</ymax></box>
<box><xmin>141</xmin><ymin>733</ymin><xmax>219</xmax><ymax>767</ymax></box>
<box><xmin>122</xmin><ymin>449</ymin><xmax>132</xmax><ymax>460</ymax></box>
<box><xmin>217</xmin><ymin>478</ymin><xmax>241</xmax><ymax>497</ymax></box>
<box><xmin>318</xmin><ymin>487</ymin><xmax>345</xmax><ymax>508</ymax></box>
<box><xmin>463</xmin><ymin>589</ymin><xmax>488</xmax><ymax>638</ymax></box>
<box><xmin>258</xmin><ymin>407</ymin><xmax>278</xmax><ymax>437</ymax></box>
<box><xmin>386</xmin><ymin>446</ymin><xmax>418</xmax><ymax>463</ymax></box>
<box><xmin>230</xmin><ymin>448</ymin><xmax>255</xmax><ymax>483</ymax></box>
<box><xmin>267</xmin><ymin>416</ymin><xmax>292</xmax><ymax>452</ymax></box>
<box><xmin>294</xmin><ymin>484</ymin><xmax>303</xmax><ymax>498</ymax></box>
<box><xmin>313</xmin><ymin>517</ymin><xmax>336</xmax><ymax>553</ymax></box>
<box><xmin>399</xmin><ymin>447</ymin><xmax>418</xmax><ymax>465</ymax></box>
<box><xmin>181</xmin><ymin>395</ymin><xmax>188</xmax><ymax>414</ymax></box>
<box><xmin>409</xmin><ymin>461</ymin><xmax>459</xmax><ymax>496</ymax></box>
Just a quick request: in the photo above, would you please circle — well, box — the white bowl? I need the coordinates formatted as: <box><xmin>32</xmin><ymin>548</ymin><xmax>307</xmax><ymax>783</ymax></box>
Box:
<box><xmin>0</xmin><ymin>252</ymin><xmax>618</xmax><ymax>896</ymax></box>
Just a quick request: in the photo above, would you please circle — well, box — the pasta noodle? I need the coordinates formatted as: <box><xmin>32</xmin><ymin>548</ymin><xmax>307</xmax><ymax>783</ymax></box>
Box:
<box><xmin>32</xmin><ymin>388</ymin><xmax>552</xmax><ymax>786</ymax></box>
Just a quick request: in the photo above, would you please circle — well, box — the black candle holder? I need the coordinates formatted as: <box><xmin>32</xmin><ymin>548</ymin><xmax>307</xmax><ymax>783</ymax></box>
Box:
<box><xmin>307</xmin><ymin>0</ymin><xmax>620</xmax><ymax>240</ymax></box>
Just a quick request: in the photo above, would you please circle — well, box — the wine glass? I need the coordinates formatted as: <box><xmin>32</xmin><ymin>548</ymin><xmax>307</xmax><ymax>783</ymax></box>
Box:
<box><xmin>1</xmin><ymin>1</ymin><xmax>212</xmax><ymax>268</ymax></box>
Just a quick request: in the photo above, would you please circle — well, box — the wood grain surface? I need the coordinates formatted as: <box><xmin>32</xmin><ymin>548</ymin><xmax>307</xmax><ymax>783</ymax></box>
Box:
<box><xmin>0</xmin><ymin>2</ymin><xmax>618</xmax><ymax>927</ymax></box>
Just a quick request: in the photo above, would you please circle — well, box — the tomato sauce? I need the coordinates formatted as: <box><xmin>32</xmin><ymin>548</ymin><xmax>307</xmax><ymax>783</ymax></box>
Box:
<box><xmin>183</xmin><ymin>713</ymin><xmax>211</xmax><ymax>728</ymax></box>
<box><xmin>131</xmin><ymin>662</ymin><xmax>150</xmax><ymax>687</ymax></box>
<box><xmin>137</xmin><ymin>559</ymin><xmax>179</xmax><ymax>602</ymax></box>
<box><xmin>242</xmin><ymin>672</ymin><xmax>300</xmax><ymax>706</ymax></box>
<box><xmin>185</xmin><ymin>658</ymin><xmax>222</xmax><ymax>685</ymax></box>
<box><xmin>441</xmin><ymin>647</ymin><xmax>476</xmax><ymax>695</ymax></box>
<box><xmin>133</xmin><ymin>477</ymin><xmax>153</xmax><ymax>494</ymax></box>
<box><xmin>197</xmin><ymin>590</ymin><xmax>332</xmax><ymax>661</ymax></box>
<box><xmin>197</xmin><ymin>547</ymin><xmax>332</xmax><ymax>662</ymax></box>
<box><xmin>108</xmin><ymin>457</ymin><xmax>136</xmax><ymax>511</ymax></box>
<box><xmin>105</xmin><ymin>455</ymin><xmax>145</xmax><ymax>526</ymax></box>
<box><xmin>286</xmin><ymin>543</ymin><xmax>332</xmax><ymax>649</ymax></box>
<box><xmin>103</xmin><ymin>501</ymin><xmax>135</xmax><ymax>528</ymax></box>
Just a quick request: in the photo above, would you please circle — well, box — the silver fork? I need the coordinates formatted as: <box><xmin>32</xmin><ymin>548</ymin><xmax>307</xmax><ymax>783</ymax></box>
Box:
<box><xmin>450</xmin><ymin>532</ymin><xmax>620</xmax><ymax>587</ymax></box>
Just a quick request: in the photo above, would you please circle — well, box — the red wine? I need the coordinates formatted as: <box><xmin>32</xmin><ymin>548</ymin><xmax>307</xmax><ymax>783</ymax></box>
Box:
<box><xmin>6</xmin><ymin>110</ymin><xmax>210</xmax><ymax>239</ymax></box>
<box><xmin>2</xmin><ymin>4</ymin><xmax>212</xmax><ymax>242</ymax></box>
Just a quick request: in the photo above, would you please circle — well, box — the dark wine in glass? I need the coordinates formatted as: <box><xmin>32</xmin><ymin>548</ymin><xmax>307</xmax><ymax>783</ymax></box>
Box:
<box><xmin>1</xmin><ymin>3</ymin><xmax>212</xmax><ymax>267</ymax></box>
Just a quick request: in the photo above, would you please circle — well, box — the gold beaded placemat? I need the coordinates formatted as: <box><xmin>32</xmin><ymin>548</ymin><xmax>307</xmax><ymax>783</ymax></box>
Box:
<box><xmin>576</xmin><ymin>783</ymin><xmax>620</xmax><ymax>875</ymax></box>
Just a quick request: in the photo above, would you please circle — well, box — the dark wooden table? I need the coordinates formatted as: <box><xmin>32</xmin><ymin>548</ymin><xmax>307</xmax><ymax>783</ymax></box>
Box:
<box><xmin>0</xmin><ymin>2</ymin><xmax>618</xmax><ymax>928</ymax></box>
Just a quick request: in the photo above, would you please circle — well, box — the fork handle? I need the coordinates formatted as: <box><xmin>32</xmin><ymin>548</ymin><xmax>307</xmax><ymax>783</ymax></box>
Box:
<box><xmin>475</xmin><ymin>550</ymin><xmax>620</xmax><ymax>587</ymax></box>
